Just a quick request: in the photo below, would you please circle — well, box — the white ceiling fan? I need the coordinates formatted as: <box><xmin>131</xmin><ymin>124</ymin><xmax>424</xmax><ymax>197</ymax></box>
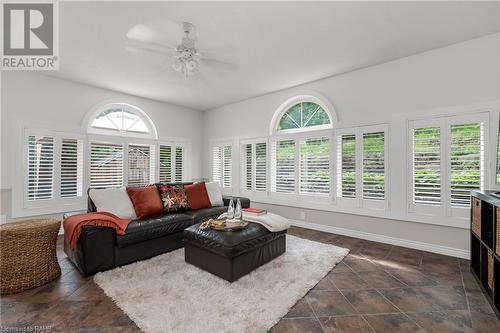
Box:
<box><xmin>126</xmin><ymin>21</ymin><xmax>238</xmax><ymax>78</ymax></box>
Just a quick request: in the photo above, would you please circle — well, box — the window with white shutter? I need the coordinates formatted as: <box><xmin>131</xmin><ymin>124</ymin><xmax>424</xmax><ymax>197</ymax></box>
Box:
<box><xmin>271</xmin><ymin>140</ymin><xmax>295</xmax><ymax>193</ymax></box>
<box><xmin>337</xmin><ymin>134</ymin><xmax>356</xmax><ymax>198</ymax></box>
<box><xmin>450</xmin><ymin>123</ymin><xmax>482</xmax><ymax>207</ymax></box>
<box><xmin>240</xmin><ymin>141</ymin><xmax>267</xmax><ymax>193</ymax></box>
<box><xmin>299</xmin><ymin>137</ymin><xmax>329</xmax><ymax>195</ymax></box>
<box><xmin>90</xmin><ymin>142</ymin><xmax>124</xmax><ymax>188</ymax></box>
<box><xmin>159</xmin><ymin>145</ymin><xmax>172</xmax><ymax>183</ymax></box>
<box><xmin>242</xmin><ymin>143</ymin><xmax>253</xmax><ymax>190</ymax></box>
<box><xmin>223</xmin><ymin>146</ymin><xmax>232</xmax><ymax>188</ymax></box>
<box><xmin>175</xmin><ymin>146</ymin><xmax>184</xmax><ymax>182</ymax></box>
<box><xmin>60</xmin><ymin>138</ymin><xmax>83</xmax><ymax>198</ymax></box>
<box><xmin>27</xmin><ymin>135</ymin><xmax>54</xmax><ymax>200</ymax></box>
<box><xmin>412</xmin><ymin>127</ymin><xmax>441</xmax><ymax>205</ymax></box>
<box><xmin>362</xmin><ymin>132</ymin><xmax>385</xmax><ymax>200</ymax></box>
<box><xmin>255</xmin><ymin>142</ymin><xmax>267</xmax><ymax>192</ymax></box>
<box><xmin>212</xmin><ymin>144</ymin><xmax>232</xmax><ymax>188</ymax></box>
<box><xmin>127</xmin><ymin>144</ymin><xmax>151</xmax><ymax>187</ymax></box>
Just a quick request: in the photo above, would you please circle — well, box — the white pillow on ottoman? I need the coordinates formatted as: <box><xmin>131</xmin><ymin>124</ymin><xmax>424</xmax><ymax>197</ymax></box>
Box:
<box><xmin>89</xmin><ymin>188</ymin><xmax>137</xmax><ymax>219</ymax></box>
<box><xmin>205</xmin><ymin>182</ymin><xmax>224</xmax><ymax>207</ymax></box>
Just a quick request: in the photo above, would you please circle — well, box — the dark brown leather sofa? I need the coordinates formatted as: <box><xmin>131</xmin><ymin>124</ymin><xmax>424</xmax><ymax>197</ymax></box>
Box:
<box><xmin>63</xmin><ymin>183</ymin><xmax>250</xmax><ymax>276</ymax></box>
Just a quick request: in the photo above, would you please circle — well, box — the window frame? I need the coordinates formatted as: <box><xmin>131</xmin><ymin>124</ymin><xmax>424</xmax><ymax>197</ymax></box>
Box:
<box><xmin>407</xmin><ymin>112</ymin><xmax>489</xmax><ymax>219</ymax></box>
<box><xmin>270</xmin><ymin>94</ymin><xmax>336</xmax><ymax>135</ymax></box>
<box><xmin>335</xmin><ymin>124</ymin><xmax>389</xmax><ymax>210</ymax></box>
<box><xmin>85</xmin><ymin>102</ymin><xmax>158</xmax><ymax>140</ymax></box>
<box><xmin>240</xmin><ymin>138</ymin><xmax>269</xmax><ymax>199</ymax></box>
<box><xmin>211</xmin><ymin>141</ymin><xmax>234</xmax><ymax>192</ymax></box>
<box><xmin>157</xmin><ymin>140</ymin><xmax>189</xmax><ymax>183</ymax></box>
<box><xmin>21</xmin><ymin>128</ymin><xmax>86</xmax><ymax>213</ymax></box>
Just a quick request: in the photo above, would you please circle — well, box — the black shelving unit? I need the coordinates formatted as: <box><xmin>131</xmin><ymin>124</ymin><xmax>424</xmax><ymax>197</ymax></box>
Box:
<box><xmin>471</xmin><ymin>191</ymin><xmax>500</xmax><ymax>319</ymax></box>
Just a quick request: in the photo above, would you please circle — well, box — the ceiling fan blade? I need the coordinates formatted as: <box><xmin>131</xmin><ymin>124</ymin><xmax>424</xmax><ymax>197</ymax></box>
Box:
<box><xmin>201</xmin><ymin>58</ymin><xmax>239</xmax><ymax>72</ymax></box>
<box><xmin>125</xmin><ymin>39</ymin><xmax>175</xmax><ymax>55</ymax></box>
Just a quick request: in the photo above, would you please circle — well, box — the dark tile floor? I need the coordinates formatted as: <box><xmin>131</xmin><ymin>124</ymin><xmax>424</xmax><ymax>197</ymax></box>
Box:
<box><xmin>1</xmin><ymin>226</ymin><xmax>499</xmax><ymax>333</ymax></box>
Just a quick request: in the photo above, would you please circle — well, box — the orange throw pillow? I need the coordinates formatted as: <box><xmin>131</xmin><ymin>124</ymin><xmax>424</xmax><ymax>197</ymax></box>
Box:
<box><xmin>126</xmin><ymin>186</ymin><xmax>164</xmax><ymax>219</ymax></box>
<box><xmin>185</xmin><ymin>182</ymin><xmax>212</xmax><ymax>210</ymax></box>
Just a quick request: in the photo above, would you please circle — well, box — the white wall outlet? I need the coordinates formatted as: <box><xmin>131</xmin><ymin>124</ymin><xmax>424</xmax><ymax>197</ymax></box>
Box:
<box><xmin>300</xmin><ymin>211</ymin><xmax>306</xmax><ymax>220</ymax></box>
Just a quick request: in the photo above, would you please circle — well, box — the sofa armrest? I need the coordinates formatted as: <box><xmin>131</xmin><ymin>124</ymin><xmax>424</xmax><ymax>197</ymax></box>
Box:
<box><xmin>222</xmin><ymin>196</ymin><xmax>250</xmax><ymax>208</ymax></box>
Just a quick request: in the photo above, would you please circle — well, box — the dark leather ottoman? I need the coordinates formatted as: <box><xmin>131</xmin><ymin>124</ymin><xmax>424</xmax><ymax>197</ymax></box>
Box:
<box><xmin>183</xmin><ymin>222</ymin><xmax>287</xmax><ymax>282</ymax></box>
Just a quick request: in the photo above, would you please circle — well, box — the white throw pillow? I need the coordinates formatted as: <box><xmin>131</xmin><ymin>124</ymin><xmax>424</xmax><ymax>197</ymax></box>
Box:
<box><xmin>205</xmin><ymin>182</ymin><xmax>224</xmax><ymax>207</ymax></box>
<box><xmin>89</xmin><ymin>188</ymin><xmax>137</xmax><ymax>219</ymax></box>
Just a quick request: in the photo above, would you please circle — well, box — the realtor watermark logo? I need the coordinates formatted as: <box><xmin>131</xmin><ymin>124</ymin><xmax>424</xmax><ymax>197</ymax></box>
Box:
<box><xmin>1</xmin><ymin>1</ymin><xmax>59</xmax><ymax>70</ymax></box>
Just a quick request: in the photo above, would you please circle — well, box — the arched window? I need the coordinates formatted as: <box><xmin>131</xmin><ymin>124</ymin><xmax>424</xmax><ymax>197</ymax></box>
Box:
<box><xmin>271</xmin><ymin>94</ymin><xmax>335</xmax><ymax>135</ymax></box>
<box><xmin>87</xmin><ymin>103</ymin><xmax>157</xmax><ymax>139</ymax></box>
<box><xmin>278</xmin><ymin>102</ymin><xmax>331</xmax><ymax>131</ymax></box>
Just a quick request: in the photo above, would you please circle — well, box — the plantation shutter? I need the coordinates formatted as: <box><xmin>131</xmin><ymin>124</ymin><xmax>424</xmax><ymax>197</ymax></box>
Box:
<box><xmin>299</xmin><ymin>137</ymin><xmax>329</xmax><ymax>195</ymax></box>
<box><xmin>271</xmin><ymin>140</ymin><xmax>295</xmax><ymax>193</ymax></box>
<box><xmin>27</xmin><ymin>135</ymin><xmax>54</xmax><ymax>200</ymax></box>
<box><xmin>127</xmin><ymin>144</ymin><xmax>151</xmax><ymax>187</ymax></box>
<box><xmin>242</xmin><ymin>144</ymin><xmax>253</xmax><ymax>190</ymax></box>
<box><xmin>412</xmin><ymin>127</ymin><xmax>441</xmax><ymax>205</ymax></box>
<box><xmin>362</xmin><ymin>132</ymin><xmax>385</xmax><ymax>200</ymax></box>
<box><xmin>60</xmin><ymin>138</ymin><xmax>83</xmax><ymax>198</ymax></box>
<box><xmin>90</xmin><ymin>142</ymin><xmax>123</xmax><ymax>188</ymax></box>
<box><xmin>337</xmin><ymin>135</ymin><xmax>356</xmax><ymax>198</ymax></box>
<box><xmin>212</xmin><ymin>146</ymin><xmax>222</xmax><ymax>185</ymax></box>
<box><xmin>255</xmin><ymin>142</ymin><xmax>267</xmax><ymax>192</ymax></box>
<box><xmin>159</xmin><ymin>145</ymin><xmax>172</xmax><ymax>183</ymax></box>
<box><xmin>223</xmin><ymin>146</ymin><xmax>232</xmax><ymax>188</ymax></box>
<box><xmin>175</xmin><ymin>146</ymin><xmax>184</xmax><ymax>182</ymax></box>
<box><xmin>450</xmin><ymin>123</ymin><xmax>482</xmax><ymax>207</ymax></box>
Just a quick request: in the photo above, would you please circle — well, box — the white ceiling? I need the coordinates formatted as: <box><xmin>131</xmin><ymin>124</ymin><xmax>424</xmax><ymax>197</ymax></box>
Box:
<box><xmin>46</xmin><ymin>1</ymin><xmax>500</xmax><ymax>110</ymax></box>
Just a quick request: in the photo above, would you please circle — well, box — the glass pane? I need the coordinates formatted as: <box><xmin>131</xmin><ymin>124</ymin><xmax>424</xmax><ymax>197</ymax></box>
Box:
<box><xmin>300</xmin><ymin>137</ymin><xmax>329</xmax><ymax>195</ymax></box>
<box><xmin>363</xmin><ymin>132</ymin><xmax>385</xmax><ymax>200</ymax></box>
<box><xmin>90</xmin><ymin>143</ymin><xmax>123</xmax><ymax>188</ymax></box>
<box><xmin>27</xmin><ymin>136</ymin><xmax>54</xmax><ymax>200</ymax></box>
<box><xmin>341</xmin><ymin>135</ymin><xmax>356</xmax><ymax>198</ymax></box>
<box><xmin>413</xmin><ymin>127</ymin><xmax>441</xmax><ymax>205</ymax></box>
<box><xmin>159</xmin><ymin>145</ymin><xmax>172</xmax><ymax>183</ymax></box>
<box><xmin>91</xmin><ymin>106</ymin><xmax>150</xmax><ymax>134</ymax></box>
<box><xmin>450</xmin><ymin>123</ymin><xmax>481</xmax><ymax>207</ymax></box>
<box><xmin>128</xmin><ymin>145</ymin><xmax>151</xmax><ymax>187</ymax></box>
<box><xmin>276</xmin><ymin>140</ymin><xmax>295</xmax><ymax>193</ymax></box>
<box><xmin>305</xmin><ymin>108</ymin><xmax>330</xmax><ymax>127</ymax></box>
<box><xmin>175</xmin><ymin>146</ymin><xmax>184</xmax><ymax>182</ymax></box>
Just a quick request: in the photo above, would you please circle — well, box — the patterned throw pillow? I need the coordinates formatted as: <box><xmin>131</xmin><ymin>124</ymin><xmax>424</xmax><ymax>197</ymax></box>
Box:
<box><xmin>158</xmin><ymin>185</ymin><xmax>190</xmax><ymax>212</ymax></box>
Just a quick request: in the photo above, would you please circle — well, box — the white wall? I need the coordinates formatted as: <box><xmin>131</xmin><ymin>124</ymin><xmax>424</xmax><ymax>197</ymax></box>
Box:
<box><xmin>0</xmin><ymin>72</ymin><xmax>204</xmax><ymax>219</ymax></box>
<box><xmin>203</xmin><ymin>33</ymin><xmax>500</xmax><ymax>258</ymax></box>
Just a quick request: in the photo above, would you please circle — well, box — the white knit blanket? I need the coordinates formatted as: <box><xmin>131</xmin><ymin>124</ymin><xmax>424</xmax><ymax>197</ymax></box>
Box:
<box><xmin>218</xmin><ymin>212</ymin><xmax>290</xmax><ymax>232</ymax></box>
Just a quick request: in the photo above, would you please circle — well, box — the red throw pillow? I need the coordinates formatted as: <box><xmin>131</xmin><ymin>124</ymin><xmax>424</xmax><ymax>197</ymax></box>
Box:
<box><xmin>185</xmin><ymin>182</ymin><xmax>212</xmax><ymax>210</ymax></box>
<box><xmin>126</xmin><ymin>186</ymin><xmax>164</xmax><ymax>219</ymax></box>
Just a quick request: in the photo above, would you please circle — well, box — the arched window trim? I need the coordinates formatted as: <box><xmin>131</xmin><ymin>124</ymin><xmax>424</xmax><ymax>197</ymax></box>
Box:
<box><xmin>270</xmin><ymin>93</ymin><xmax>337</xmax><ymax>136</ymax></box>
<box><xmin>84</xmin><ymin>101</ymin><xmax>158</xmax><ymax>139</ymax></box>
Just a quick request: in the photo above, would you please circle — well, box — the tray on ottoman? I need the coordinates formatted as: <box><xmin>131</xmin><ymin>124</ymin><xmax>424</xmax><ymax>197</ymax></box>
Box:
<box><xmin>183</xmin><ymin>222</ymin><xmax>286</xmax><ymax>282</ymax></box>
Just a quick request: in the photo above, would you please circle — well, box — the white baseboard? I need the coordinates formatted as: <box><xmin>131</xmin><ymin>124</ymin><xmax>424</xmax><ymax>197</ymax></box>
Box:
<box><xmin>289</xmin><ymin>219</ymin><xmax>470</xmax><ymax>259</ymax></box>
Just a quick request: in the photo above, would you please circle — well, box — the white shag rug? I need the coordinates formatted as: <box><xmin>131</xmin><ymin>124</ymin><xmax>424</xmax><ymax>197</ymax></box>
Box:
<box><xmin>94</xmin><ymin>235</ymin><xmax>349</xmax><ymax>333</ymax></box>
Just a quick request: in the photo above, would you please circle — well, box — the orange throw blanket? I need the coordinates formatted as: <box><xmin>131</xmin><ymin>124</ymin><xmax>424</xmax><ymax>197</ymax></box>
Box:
<box><xmin>64</xmin><ymin>212</ymin><xmax>131</xmax><ymax>249</ymax></box>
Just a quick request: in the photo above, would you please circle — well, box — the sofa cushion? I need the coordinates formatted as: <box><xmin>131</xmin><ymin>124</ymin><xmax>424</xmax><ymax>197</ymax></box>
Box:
<box><xmin>183</xmin><ymin>206</ymin><xmax>228</xmax><ymax>223</ymax></box>
<box><xmin>126</xmin><ymin>186</ymin><xmax>164</xmax><ymax>219</ymax></box>
<box><xmin>185</xmin><ymin>182</ymin><xmax>211</xmax><ymax>210</ymax></box>
<box><xmin>116</xmin><ymin>213</ymin><xmax>194</xmax><ymax>247</ymax></box>
<box><xmin>205</xmin><ymin>182</ymin><xmax>224</xmax><ymax>207</ymax></box>
<box><xmin>158</xmin><ymin>185</ymin><xmax>190</xmax><ymax>212</ymax></box>
<box><xmin>183</xmin><ymin>222</ymin><xmax>286</xmax><ymax>258</ymax></box>
<box><xmin>88</xmin><ymin>188</ymin><xmax>136</xmax><ymax>219</ymax></box>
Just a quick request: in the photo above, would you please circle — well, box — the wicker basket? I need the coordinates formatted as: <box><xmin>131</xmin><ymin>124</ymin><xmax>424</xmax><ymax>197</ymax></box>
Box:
<box><xmin>497</xmin><ymin>207</ymin><xmax>500</xmax><ymax>256</ymax></box>
<box><xmin>472</xmin><ymin>197</ymin><xmax>481</xmax><ymax>237</ymax></box>
<box><xmin>0</xmin><ymin>219</ymin><xmax>61</xmax><ymax>294</ymax></box>
<box><xmin>487</xmin><ymin>250</ymin><xmax>494</xmax><ymax>290</ymax></box>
